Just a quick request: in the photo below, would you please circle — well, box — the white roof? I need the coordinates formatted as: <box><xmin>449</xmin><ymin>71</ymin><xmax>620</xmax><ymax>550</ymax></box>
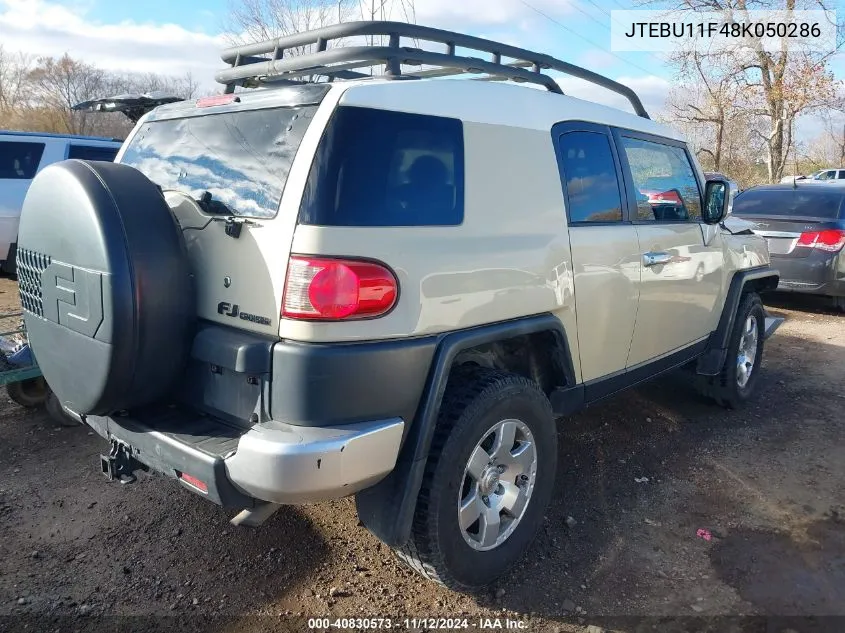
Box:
<box><xmin>337</xmin><ymin>77</ymin><xmax>680</xmax><ymax>140</ymax></box>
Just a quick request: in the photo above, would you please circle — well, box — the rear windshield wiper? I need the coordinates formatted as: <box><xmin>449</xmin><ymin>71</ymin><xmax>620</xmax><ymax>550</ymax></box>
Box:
<box><xmin>196</xmin><ymin>191</ymin><xmax>235</xmax><ymax>215</ymax></box>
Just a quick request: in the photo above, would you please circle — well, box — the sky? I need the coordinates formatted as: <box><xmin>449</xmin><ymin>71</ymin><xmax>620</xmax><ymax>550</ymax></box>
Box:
<box><xmin>0</xmin><ymin>0</ymin><xmax>843</xmax><ymax>135</ymax></box>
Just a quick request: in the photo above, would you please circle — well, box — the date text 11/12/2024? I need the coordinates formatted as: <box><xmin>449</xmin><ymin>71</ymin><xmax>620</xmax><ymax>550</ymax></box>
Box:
<box><xmin>307</xmin><ymin>617</ymin><xmax>529</xmax><ymax>630</ymax></box>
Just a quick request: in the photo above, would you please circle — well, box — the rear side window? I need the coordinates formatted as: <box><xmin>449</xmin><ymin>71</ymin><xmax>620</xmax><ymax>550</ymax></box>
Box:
<box><xmin>733</xmin><ymin>188</ymin><xmax>845</xmax><ymax>219</ymax></box>
<box><xmin>299</xmin><ymin>106</ymin><xmax>464</xmax><ymax>226</ymax></box>
<box><xmin>557</xmin><ymin>131</ymin><xmax>623</xmax><ymax>223</ymax></box>
<box><xmin>68</xmin><ymin>145</ymin><xmax>119</xmax><ymax>162</ymax></box>
<box><xmin>0</xmin><ymin>141</ymin><xmax>45</xmax><ymax>180</ymax></box>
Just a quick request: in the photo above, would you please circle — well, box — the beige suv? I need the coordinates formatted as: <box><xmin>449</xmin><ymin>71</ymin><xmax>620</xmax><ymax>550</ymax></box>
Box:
<box><xmin>16</xmin><ymin>21</ymin><xmax>782</xmax><ymax>590</ymax></box>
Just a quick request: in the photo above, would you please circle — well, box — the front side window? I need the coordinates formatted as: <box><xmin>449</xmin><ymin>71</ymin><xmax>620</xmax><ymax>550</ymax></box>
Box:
<box><xmin>621</xmin><ymin>137</ymin><xmax>701</xmax><ymax>222</ymax></box>
<box><xmin>557</xmin><ymin>131</ymin><xmax>623</xmax><ymax>223</ymax></box>
<box><xmin>0</xmin><ymin>141</ymin><xmax>45</xmax><ymax>180</ymax></box>
<box><xmin>300</xmin><ymin>106</ymin><xmax>464</xmax><ymax>226</ymax></box>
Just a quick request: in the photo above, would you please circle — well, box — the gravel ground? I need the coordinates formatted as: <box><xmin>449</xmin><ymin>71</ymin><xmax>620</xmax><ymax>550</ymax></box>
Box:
<box><xmin>0</xmin><ymin>277</ymin><xmax>843</xmax><ymax>633</ymax></box>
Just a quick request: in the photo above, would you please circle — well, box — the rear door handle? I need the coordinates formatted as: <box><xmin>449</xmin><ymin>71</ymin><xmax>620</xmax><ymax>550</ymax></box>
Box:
<box><xmin>642</xmin><ymin>251</ymin><xmax>672</xmax><ymax>267</ymax></box>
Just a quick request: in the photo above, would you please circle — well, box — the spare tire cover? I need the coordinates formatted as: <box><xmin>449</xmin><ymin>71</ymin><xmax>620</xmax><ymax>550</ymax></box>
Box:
<box><xmin>17</xmin><ymin>159</ymin><xmax>194</xmax><ymax>415</ymax></box>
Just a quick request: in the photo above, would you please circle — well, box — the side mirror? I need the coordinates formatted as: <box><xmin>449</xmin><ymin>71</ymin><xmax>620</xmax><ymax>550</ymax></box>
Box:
<box><xmin>703</xmin><ymin>178</ymin><xmax>737</xmax><ymax>224</ymax></box>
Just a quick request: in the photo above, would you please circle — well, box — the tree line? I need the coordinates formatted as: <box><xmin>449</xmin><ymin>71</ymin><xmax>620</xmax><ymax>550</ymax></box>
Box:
<box><xmin>0</xmin><ymin>47</ymin><xmax>199</xmax><ymax>139</ymax></box>
<box><xmin>654</xmin><ymin>0</ymin><xmax>844</xmax><ymax>188</ymax></box>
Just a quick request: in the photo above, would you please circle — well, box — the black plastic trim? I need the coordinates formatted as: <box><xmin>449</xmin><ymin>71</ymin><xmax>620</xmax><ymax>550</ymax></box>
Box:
<box><xmin>697</xmin><ymin>266</ymin><xmax>780</xmax><ymax>375</ymax></box>
<box><xmin>355</xmin><ymin>313</ymin><xmax>575</xmax><ymax>547</ymax></box>
<box><xmin>584</xmin><ymin>338</ymin><xmax>708</xmax><ymax>402</ymax></box>
<box><xmin>191</xmin><ymin>321</ymin><xmax>275</xmax><ymax>374</ymax></box>
<box><xmin>270</xmin><ymin>335</ymin><xmax>437</xmax><ymax>428</ymax></box>
<box><xmin>84</xmin><ymin>410</ymin><xmax>255</xmax><ymax>509</ymax></box>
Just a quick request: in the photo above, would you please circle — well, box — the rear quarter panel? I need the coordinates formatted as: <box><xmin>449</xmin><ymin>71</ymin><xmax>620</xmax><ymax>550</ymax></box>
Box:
<box><xmin>281</xmin><ymin>121</ymin><xmax>582</xmax><ymax>379</ymax></box>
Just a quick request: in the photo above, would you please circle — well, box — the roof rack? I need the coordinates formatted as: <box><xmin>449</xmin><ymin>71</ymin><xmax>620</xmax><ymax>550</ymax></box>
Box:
<box><xmin>216</xmin><ymin>21</ymin><xmax>650</xmax><ymax>119</ymax></box>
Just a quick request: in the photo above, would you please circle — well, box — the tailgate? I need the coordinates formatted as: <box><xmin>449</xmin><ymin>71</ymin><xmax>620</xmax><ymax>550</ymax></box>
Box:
<box><xmin>748</xmin><ymin>217</ymin><xmax>840</xmax><ymax>260</ymax></box>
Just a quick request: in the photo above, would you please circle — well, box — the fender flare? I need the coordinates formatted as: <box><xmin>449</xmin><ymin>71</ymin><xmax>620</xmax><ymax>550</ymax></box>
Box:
<box><xmin>355</xmin><ymin>313</ymin><xmax>575</xmax><ymax>547</ymax></box>
<box><xmin>696</xmin><ymin>265</ymin><xmax>779</xmax><ymax>376</ymax></box>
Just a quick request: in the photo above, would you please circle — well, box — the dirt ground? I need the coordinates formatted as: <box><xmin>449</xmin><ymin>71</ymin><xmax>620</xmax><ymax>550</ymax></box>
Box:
<box><xmin>1</xmin><ymin>276</ymin><xmax>843</xmax><ymax>633</ymax></box>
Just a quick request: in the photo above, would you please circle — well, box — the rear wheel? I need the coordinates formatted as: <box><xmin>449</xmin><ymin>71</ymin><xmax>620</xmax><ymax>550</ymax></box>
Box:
<box><xmin>395</xmin><ymin>366</ymin><xmax>557</xmax><ymax>590</ymax></box>
<box><xmin>833</xmin><ymin>296</ymin><xmax>845</xmax><ymax>313</ymax></box>
<box><xmin>697</xmin><ymin>292</ymin><xmax>765</xmax><ymax>408</ymax></box>
<box><xmin>7</xmin><ymin>376</ymin><xmax>50</xmax><ymax>408</ymax></box>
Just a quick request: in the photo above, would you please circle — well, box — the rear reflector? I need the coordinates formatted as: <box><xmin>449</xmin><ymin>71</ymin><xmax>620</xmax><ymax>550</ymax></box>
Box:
<box><xmin>196</xmin><ymin>94</ymin><xmax>240</xmax><ymax>108</ymax></box>
<box><xmin>282</xmin><ymin>256</ymin><xmax>398</xmax><ymax>320</ymax></box>
<box><xmin>178</xmin><ymin>472</ymin><xmax>208</xmax><ymax>493</ymax></box>
<box><xmin>797</xmin><ymin>229</ymin><xmax>845</xmax><ymax>252</ymax></box>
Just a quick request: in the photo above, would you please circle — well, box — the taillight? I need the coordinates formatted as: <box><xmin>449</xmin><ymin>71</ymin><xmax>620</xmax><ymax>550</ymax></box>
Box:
<box><xmin>797</xmin><ymin>229</ymin><xmax>845</xmax><ymax>252</ymax></box>
<box><xmin>282</xmin><ymin>256</ymin><xmax>398</xmax><ymax>320</ymax></box>
<box><xmin>196</xmin><ymin>94</ymin><xmax>240</xmax><ymax>107</ymax></box>
<box><xmin>178</xmin><ymin>472</ymin><xmax>208</xmax><ymax>494</ymax></box>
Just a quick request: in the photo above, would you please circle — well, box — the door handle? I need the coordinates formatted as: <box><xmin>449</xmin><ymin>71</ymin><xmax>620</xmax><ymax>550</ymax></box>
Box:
<box><xmin>642</xmin><ymin>251</ymin><xmax>672</xmax><ymax>267</ymax></box>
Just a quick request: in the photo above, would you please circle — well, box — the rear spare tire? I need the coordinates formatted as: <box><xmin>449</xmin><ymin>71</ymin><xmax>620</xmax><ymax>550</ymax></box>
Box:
<box><xmin>16</xmin><ymin>159</ymin><xmax>194</xmax><ymax>415</ymax></box>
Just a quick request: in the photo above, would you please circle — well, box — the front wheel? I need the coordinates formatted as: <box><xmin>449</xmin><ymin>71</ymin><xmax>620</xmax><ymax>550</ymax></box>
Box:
<box><xmin>698</xmin><ymin>292</ymin><xmax>766</xmax><ymax>408</ymax></box>
<box><xmin>395</xmin><ymin>367</ymin><xmax>557</xmax><ymax>590</ymax></box>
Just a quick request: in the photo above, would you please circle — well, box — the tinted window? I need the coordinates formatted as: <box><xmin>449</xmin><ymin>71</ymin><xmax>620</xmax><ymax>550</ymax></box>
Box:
<box><xmin>68</xmin><ymin>145</ymin><xmax>119</xmax><ymax>162</ymax></box>
<box><xmin>557</xmin><ymin>131</ymin><xmax>622</xmax><ymax>223</ymax></box>
<box><xmin>120</xmin><ymin>106</ymin><xmax>317</xmax><ymax>218</ymax></box>
<box><xmin>733</xmin><ymin>188</ymin><xmax>844</xmax><ymax>220</ymax></box>
<box><xmin>621</xmin><ymin>137</ymin><xmax>701</xmax><ymax>222</ymax></box>
<box><xmin>0</xmin><ymin>141</ymin><xmax>45</xmax><ymax>180</ymax></box>
<box><xmin>299</xmin><ymin>106</ymin><xmax>464</xmax><ymax>226</ymax></box>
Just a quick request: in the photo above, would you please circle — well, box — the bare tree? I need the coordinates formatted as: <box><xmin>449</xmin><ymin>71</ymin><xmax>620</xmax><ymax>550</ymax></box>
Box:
<box><xmin>640</xmin><ymin>0</ymin><xmax>843</xmax><ymax>182</ymax></box>
<box><xmin>666</xmin><ymin>50</ymin><xmax>746</xmax><ymax>171</ymax></box>
<box><xmin>26</xmin><ymin>54</ymin><xmax>108</xmax><ymax>135</ymax></box>
<box><xmin>0</xmin><ymin>46</ymin><xmax>35</xmax><ymax>112</ymax></box>
<box><xmin>226</xmin><ymin>0</ymin><xmax>358</xmax><ymax>49</ymax></box>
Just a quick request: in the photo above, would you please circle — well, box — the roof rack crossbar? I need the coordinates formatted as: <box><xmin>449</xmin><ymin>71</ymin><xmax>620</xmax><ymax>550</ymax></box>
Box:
<box><xmin>216</xmin><ymin>21</ymin><xmax>649</xmax><ymax>119</ymax></box>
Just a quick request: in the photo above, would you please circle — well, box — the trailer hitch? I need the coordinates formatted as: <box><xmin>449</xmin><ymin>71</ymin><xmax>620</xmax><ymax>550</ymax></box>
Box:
<box><xmin>100</xmin><ymin>440</ymin><xmax>143</xmax><ymax>484</ymax></box>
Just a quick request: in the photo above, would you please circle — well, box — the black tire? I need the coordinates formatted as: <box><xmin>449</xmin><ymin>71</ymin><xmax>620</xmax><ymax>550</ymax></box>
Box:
<box><xmin>395</xmin><ymin>366</ymin><xmax>557</xmax><ymax>590</ymax></box>
<box><xmin>7</xmin><ymin>376</ymin><xmax>50</xmax><ymax>408</ymax></box>
<box><xmin>2</xmin><ymin>242</ymin><xmax>17</xmax><ymax>278</ymax></box>
<box><xmin>46</xmin><ymin>390</ymin><xmax>79</xmax><ymax>427</ymax></box>
<box><xmin>833</xmin><ymin>295</ymin><xmax>845</xmax><ymax>313</ymax></box>
<box><xmin>698</xmin><ymin>292</ymin><xmax>766</xmax><ymax>409</ymax></box>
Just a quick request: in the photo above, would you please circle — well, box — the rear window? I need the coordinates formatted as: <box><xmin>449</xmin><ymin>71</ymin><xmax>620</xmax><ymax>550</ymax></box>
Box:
<box><xmin>119</xmin><ymin>106</ymin><xmax>317</xmax><ymax>218</ymax></box>
<box><xmin>299</xmin><ymin>106</ymin><xmax>464</xmax><ymax>226</ymax></box>
<box><xmin>68</xmin><ymin>145</ymin><xmax>119</xmax><ymax>162</ymax></box>
<box><xmin>0</xmin><ymin>141</ymin><xmax>45</xmax><ymax>180</ymax></box>
<box><xmin>733</xmin><ymin>188</ymin><xmax>845</xmax><ymax>220</ymax></box>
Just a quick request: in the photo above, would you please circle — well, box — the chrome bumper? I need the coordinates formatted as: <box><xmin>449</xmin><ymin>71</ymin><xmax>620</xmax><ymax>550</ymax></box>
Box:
<box><xmin>224</xmin><ymin>418</ymin><xmax>405</xmax><ymax>504</ymax></box>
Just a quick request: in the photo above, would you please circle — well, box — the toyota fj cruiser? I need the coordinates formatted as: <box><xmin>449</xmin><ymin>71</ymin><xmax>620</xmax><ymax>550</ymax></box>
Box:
<box><xmin>16</xmin><ymin>22</ymin><xmax>782</xmax><ymax>590</ymax></box>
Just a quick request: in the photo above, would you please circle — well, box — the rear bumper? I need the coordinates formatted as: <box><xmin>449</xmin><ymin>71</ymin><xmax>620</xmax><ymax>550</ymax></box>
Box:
<box><xmin>80</xmin><ymin>408</ymin><xmax>405</xmax><ymax>506</ymax></box>
<box><xmin>770</xmin><ymin>252</ymin><xmax>845</xmax><ymax>297</ymax></box>
<box><xmin>69</xmin><ymin>323</ymin><xmax>436</xmax><ymax>507</ymax></box>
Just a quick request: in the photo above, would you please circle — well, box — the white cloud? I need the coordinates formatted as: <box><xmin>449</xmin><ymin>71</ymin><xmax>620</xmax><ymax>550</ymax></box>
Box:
<box><xmin>0</xmin><ymin>0</ymin><xmax>225</xmax><ymax>88</ymax></box>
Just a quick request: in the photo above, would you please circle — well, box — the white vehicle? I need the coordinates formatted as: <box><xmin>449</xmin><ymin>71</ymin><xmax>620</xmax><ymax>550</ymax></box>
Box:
<box><xmin>17</xmin><ymin>21</ymin><xmax>783</xmax><ymax>591</ymax></box>
<box><xmin>781</xmin><ymin>169</ymin><xmax>845</xmax><ymax>184</ymax></box>
<box><xmin>0</xmin><ymin>131</ymin><xmax>122</xmax><ymax>275</ymax></box>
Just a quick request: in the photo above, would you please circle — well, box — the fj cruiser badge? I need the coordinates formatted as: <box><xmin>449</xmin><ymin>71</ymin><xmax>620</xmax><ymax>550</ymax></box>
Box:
<box><xmin>217</xmin><ymin>301</ymin><xmax>271</xmax><ymax>326</ymax></box>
